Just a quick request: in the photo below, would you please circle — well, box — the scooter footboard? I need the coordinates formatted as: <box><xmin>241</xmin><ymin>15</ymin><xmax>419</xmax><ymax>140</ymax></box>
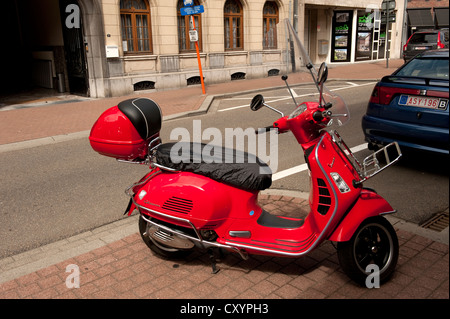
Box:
<box><xmin>328</xmin><ymin>189</ymin><xmax>395</xmax><ymax>242</ymax></box>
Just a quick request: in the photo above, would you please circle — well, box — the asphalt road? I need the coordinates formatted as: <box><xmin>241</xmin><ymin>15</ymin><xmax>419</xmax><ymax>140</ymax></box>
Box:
<box><xmin>0</xmin><ymin>81</ymin><xmax>448</xmax><ymax>259</ymax></box>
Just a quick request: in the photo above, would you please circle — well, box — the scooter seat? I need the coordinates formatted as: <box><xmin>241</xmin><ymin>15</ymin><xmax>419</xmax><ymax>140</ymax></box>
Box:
<box><xmin>155</xmin><ymin>142</ymin><xmax>272</xmax><ymax>191</ymax></box>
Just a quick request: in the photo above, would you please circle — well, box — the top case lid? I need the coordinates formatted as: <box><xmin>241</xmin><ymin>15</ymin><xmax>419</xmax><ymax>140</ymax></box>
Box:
<box><xmin>118</xmin><ymin>98</ymin><xmax>162</xmax><ymax>140</ymax></box>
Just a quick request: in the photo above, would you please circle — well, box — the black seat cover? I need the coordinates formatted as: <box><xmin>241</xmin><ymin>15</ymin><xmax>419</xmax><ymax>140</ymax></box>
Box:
<box><xmin>118</xmin><ymin>98</ymin><xmax>162</xmax><ymax>140</ymax></box>
<box><xmin>155</xmin><ymin>142</ymin><xmax>272</xmax><ymax>191</ymax></box>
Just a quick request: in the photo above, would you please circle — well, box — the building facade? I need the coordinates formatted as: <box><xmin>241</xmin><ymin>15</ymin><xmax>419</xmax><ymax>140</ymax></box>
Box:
<box><xmin>2</xmin><ymin>0</ymin><xmax>408</xmax><ymax>98</ymax></box>
<box><xmin>405</xmin><ymin>0</ymin><xmax>449</xmax><ymax>37</ymax></box>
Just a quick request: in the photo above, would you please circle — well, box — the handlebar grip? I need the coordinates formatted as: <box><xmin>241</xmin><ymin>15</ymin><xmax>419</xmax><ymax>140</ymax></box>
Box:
<box><xmin>312</xmin><ymin>111</ymin><xmax>324</xmax><ymax>122</ymax></box>
<box><xmin>255</xmin><ymin>126</ymin><xmax>273</xmax><ymax>134</ymax></box>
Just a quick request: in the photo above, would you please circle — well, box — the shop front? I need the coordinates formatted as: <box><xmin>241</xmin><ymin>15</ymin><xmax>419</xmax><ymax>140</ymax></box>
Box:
<box><xmin>330</xmin><ymin>9</ymin><xmax>393</xmax><ymax>63</ymax></box>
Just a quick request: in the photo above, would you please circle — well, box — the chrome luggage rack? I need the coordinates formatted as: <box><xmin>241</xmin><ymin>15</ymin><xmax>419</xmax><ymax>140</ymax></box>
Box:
<box><xmin>331</xmin><ymin>131</ymin><xmax>402</xmax><ymax>186</ymax></box>
<box><xmin>116</xmin><ymin>135</ymin><xmax>162</xmax><ymax>166</ymax></box>
<box><xmin>116</xmin><ymin>135</ymin><xmax>179</xmax><ymax>172</ymax></box>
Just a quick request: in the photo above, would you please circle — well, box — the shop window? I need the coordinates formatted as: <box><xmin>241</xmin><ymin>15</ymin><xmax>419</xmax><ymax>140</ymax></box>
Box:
<box><xmin>177</xmin><ymin>0</ymin><xmax>202</xmax><ymax>53</ymax></box>
<box><xmin>263</xmin><ymin>1</ymin><xmax>278</xmax><ymax>49</ymax></box>
<box><xmin>224</xmin><ymin>0</ymin><xmax>243</xmax><ymax>50</ymax></box>
<box><xmin>120</xmin><ymin>0</ymin><xmax>153</xmax><ymax>54</ymax></box>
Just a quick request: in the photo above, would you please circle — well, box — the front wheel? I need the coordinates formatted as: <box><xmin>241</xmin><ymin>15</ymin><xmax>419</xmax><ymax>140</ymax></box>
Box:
<box><xmin>337</xmin><ymin>216</ymin><xmax>399</xmax><ymax>286</ymax></box>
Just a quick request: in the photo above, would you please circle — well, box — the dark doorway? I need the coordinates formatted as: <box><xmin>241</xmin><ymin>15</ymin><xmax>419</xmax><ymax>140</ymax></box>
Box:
<box><xmin>59</xmin><ymin>0</ymin><xmax>88</xmax><ymax>95</ymax></box>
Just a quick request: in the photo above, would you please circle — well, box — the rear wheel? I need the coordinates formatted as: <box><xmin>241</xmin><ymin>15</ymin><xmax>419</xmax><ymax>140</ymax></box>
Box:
<box><xmin>138</xmin><ymin>215</ymin><xmax>193</xmax><ymax>259</ymax></box>
<box><xmin>337</xmin><ymin>216</ymin><xmax>399</xmax><ymax>286</ymax></box>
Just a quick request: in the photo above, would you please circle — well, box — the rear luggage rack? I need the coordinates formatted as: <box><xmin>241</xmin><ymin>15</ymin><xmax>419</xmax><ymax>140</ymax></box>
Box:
<box><xmin>355</xmin><ymin>142</ymin><xmax>402</xmax><ymax>185</ymax></box>
<box><xmin>331</xmin><ymin>131</ymin><xmax>402</xmax><ymax>186</ymax></box>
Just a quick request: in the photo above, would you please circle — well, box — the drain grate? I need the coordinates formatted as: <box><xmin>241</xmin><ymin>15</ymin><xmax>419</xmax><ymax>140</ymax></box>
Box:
<box><xmin>420</xmin><ymin>212</ymin><xmax>449</xmax><ymax>232</ymax></box>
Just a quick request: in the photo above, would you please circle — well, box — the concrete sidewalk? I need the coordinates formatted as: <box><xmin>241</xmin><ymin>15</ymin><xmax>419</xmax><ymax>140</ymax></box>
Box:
<box><xmin>0</xmin><ymin>59</ymin><xmax>448</xmax><ymax>300</ymax></box>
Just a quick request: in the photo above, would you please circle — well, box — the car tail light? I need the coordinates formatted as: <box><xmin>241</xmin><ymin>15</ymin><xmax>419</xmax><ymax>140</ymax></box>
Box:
<box><xmin>370</xmin><ymin>85</ymin><xmax>421</xmax><ymax>105</ymax></box>
<box><xmin>437</xmin><ymin>32</ymin><xmax>445</xmax><ymax>48</ymax></box>
<box><xmin>403</xmin><ymin>34</ymin><xmax>414</xmax><ymax>51</ymax></box>
<box><xmin>369</xmin><ymin>86</ymin><xmax>380</xmax><ymax>104</ymax></box>
<box><xmin>427</xmin><ymin>90</ymin><xmax>449</xmax><ymax>98</ymax></box>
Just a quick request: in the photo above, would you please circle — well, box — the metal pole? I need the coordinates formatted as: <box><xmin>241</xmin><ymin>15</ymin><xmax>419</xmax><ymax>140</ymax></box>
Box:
<box><xmin>386</xmin><ymin>6</ymin><xmax>389</xmax><ymax>69</ymax></box>
<box><xmin>191</xmin><ymin>15</ymin><xmax>206</xmax><ymax>94</ymax></box>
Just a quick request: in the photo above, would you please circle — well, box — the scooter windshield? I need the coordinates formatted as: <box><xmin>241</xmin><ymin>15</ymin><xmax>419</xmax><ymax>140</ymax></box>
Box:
<box><xmin>285</xmin><ymin>19</ymin><xmax>350</xmax><ymax>127</ymax></box>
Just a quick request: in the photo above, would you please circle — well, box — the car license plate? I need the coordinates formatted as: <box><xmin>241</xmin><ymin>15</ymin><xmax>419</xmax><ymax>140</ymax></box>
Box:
<box><xmin>414</xmin><ymin>46</ymin><xmax>427</xmax><ymax>50</ymax></box>
<box><xmin>399</xmin><ymin>95</ymin><xmax>448</xmax><ymax>110</ymax></box>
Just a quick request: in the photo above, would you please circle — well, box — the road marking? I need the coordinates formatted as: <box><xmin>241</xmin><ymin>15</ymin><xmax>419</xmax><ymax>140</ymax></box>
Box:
<box><xmin>272</xmin><ymin>143</ymin><xmax>368</xmax><ymax>181</ymax></box>
<box><xmin>290</xmin><ymin>88</ymin><xmax>299</xmax><ymax>97</ymax></box>
<box><xmin>218</xmin><ymin>82</ymin><xmax>376</xmax><ymax>113</ymax></box>
<box><xmin>219</xmin><ymin>92</ymin><xmax>317</xmax><ymax>112</ymax></box>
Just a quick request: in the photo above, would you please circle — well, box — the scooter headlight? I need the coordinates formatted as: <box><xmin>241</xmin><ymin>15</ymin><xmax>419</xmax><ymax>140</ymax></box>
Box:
<box><xmin>330</xmin><ymin>172</ymin><xmax>350</xmax><ymax>193</ymax></box>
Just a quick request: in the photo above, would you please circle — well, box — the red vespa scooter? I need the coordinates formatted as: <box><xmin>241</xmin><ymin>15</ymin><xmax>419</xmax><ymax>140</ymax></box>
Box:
<box><xmin>89</xmin><ymin>20</ymin><xmax>402</xmax><ymax>285</ymax></box>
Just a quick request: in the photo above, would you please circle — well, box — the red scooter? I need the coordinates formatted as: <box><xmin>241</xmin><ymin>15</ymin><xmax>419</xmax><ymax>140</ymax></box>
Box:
<box><xmin>89</xmin><ymin>20</ymin><xmax>402</xmax><ymax>285</ymax></box>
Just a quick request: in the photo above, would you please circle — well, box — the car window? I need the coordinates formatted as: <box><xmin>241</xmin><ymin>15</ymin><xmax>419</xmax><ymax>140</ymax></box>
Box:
<box><xmin>396</xmin><ymin>58</ymin><xmax>449</xmax><ymax>80</ymax></box>
<box><xmin>409</xmin><ymin>33</ymin><xmax>438</xmax><ymax>44</ymax></box>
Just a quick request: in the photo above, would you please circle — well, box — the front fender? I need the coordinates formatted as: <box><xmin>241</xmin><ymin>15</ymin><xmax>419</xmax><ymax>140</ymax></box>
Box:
<box><xmin>328</xmin><ymin>189</ymin><xmax>395</xmax><ymax>242</ymax></box>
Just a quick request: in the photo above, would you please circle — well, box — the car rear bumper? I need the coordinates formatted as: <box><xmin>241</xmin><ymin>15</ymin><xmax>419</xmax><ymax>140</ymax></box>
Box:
<box><xmin>362</xmin><ymin>114</ymin><xmax>449</xmax><ymax>155</ymax></box>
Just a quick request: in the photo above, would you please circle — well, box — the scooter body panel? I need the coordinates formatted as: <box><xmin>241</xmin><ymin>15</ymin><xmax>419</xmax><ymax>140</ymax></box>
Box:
<box><xmin>327</xmin><ymin>189</ymin><xmax>395</xmax><ymax>242</ymax></box>
<box><xmin>134</xmin><ymin>170</ymin><xmax>261</xmax><ymax>230</ymax></box>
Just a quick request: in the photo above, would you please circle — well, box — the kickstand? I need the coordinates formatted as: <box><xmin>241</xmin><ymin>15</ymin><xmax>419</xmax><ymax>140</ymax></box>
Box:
<box><xmin>207</xmin><ymin>248</ymin><xmax>220</xmax><ymax>274</ymax></box>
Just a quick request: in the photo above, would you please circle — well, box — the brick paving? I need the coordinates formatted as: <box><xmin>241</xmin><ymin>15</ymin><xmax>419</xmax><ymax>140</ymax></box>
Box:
<box><xmin>0</xmin><ymin>195</ymin><xmax>448</xmax><ymax>300</ymax></box>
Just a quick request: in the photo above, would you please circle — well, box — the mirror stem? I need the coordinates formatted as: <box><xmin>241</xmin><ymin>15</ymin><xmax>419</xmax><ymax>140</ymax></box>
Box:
<box><xmin>319</xmin><ymin>84</ymin><xmax>324</xmax><ymax>107</ymax></box>
<box><xmin>283</xmin><ymin>77</ymin><xmax>299</xmax><ymax>107</ymax></box>
<box><xmin>264</xmin><ymin>103</ymin><xmax>285</xmax><ymax>118</ymax></box>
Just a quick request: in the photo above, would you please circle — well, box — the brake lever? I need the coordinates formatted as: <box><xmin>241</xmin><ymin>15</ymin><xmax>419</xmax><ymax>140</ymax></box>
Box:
<box><xmin>322</xmin><ymin>111</ymin><xmax>348</xmax><ymax>118</ymax></box>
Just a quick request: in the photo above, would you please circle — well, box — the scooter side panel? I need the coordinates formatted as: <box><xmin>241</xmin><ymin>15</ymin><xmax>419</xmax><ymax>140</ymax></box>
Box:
<box><xmin>307</xmin><ymin>133</ymin><xmax>362</xmax><ymax>237</ymax></box>
<box><xmin>134</xmin><ymin>171</ymin><xmax>260</xmax><ymax>230</ymax></box>
<box><xmin>327</xmin><ymin>189</ymin><xmax>395</xmax><ymax>242</ymax></box>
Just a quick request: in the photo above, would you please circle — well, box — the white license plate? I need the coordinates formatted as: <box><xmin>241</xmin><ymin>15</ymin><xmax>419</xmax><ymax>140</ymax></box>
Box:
<box><xmin>414</xmin><ymin>46</ymin><xmax>428</xmax><ymax>50</ymax></box>
<box><xmin>399</xmin><ymin>95</ymin><xmax>448</xmax><ymax>110</ymax></box>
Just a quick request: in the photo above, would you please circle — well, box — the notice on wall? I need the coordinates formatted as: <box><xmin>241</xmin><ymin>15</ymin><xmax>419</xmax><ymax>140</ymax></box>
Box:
<box><xmin>331</xmin><ymin>11</ymin><xmax>353</xmax><ymax>62</ymax></box>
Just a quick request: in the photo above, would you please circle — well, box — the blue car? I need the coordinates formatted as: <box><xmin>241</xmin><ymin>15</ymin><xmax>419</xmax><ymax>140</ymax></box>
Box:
<box><xmin>362</xmin><ymin>49</ymin><xmax>449</xmax><ymax>155</ymax></box>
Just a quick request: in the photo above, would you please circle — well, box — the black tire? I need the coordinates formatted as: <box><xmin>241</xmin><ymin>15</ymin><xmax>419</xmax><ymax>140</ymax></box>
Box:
<box><xmin>337</xmin><ymin>216</ymin><xmax>399</xmax><ymax>286</ymax></box>
<box><xmin>138</xmin><ymin>215</ymin><xmax>193</xmax><ymax>259</ymax></box>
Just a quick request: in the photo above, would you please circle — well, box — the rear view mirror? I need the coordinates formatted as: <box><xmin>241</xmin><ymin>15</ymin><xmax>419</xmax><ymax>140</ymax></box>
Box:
<box><xmin>317</xmin><ymin>62</ymin><xmax>328</xmax><ymax>85</ymax></box>
<box><xmin>250</xmin><ymin>94</ymin><xmax>265</xmax><ymax>111</ymax></box>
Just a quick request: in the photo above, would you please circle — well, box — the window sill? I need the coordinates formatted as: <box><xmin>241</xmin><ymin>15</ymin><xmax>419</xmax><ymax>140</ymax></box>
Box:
<box><xmin>224</xmin><ymin>50</ymin><xmax>248</xmax><ymax>56</ymax></box>
<box><xmin>179</xmin><ymin>52</ymin><xmax>206</xmax><ymax>58</ymax></box>
<box><xmin>121</xmin><ymin>54</ymin><xmax>157</xmax><ymax>61</ymax></box>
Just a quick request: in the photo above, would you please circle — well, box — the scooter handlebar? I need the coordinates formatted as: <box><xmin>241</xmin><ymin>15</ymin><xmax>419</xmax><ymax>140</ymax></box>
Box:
<box><xmin>255</xmin><ymin>126</ymin><xmax>274</xmax><ymax>134</ymax></box>
<box><xmin>312</xmin><ymin>111</ymin><xmax>324</xmax><ymax>122</ymax></box>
